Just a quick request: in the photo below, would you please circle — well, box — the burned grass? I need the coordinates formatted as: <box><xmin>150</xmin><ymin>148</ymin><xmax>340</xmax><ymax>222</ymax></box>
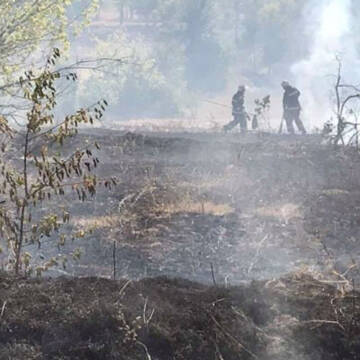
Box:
<box><xmin>1</xmin><ymin>271</ymin><xmax>360</xmax><ymax>359</ymax></box>
<box><xmin>3</xmin><ymin>130</ymin><xmax>360</xmax><ymax>359</ymax></box>
<box><xmin>4</xmin><ymin>130</ymin><xmax>360</xmax><ymax>284</ymax></box>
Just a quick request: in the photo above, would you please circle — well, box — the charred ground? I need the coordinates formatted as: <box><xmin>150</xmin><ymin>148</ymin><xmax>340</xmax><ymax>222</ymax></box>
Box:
<box><xmin>1</xmin><ymin>130</ymin><xmax>360</xmax><ymax>359</ymax></box>
<box><xmin>1</xmin><ymin>271</ymin><xmax>360</xmax><ymax>359</ymax></box>
<box><xmin>13</xmin><ymin>129</ymin><xmax>359</xmax><ymax>283</ymax></box>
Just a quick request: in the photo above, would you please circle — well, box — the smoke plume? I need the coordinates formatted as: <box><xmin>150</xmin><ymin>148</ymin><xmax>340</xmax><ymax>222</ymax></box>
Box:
<box><xmin>292</xmin><ymin>0</ymin><xmax>358</xmax><ymax>130</ymax></box>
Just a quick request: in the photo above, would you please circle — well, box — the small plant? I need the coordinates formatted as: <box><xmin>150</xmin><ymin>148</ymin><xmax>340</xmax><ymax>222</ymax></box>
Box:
<box><xmin>252</xmin><ymin>95</ymin><xmax>271</xmax><ymax>130</ymax></box>
<box><xmin>333</xmin><ymin>59</ymin><xmax>360</xmax><ymax>147</ymax></box>
<box><xmin>0</xmin><ymin>49</ymin><xmax>114</xmax><ymax>275</ymax></box>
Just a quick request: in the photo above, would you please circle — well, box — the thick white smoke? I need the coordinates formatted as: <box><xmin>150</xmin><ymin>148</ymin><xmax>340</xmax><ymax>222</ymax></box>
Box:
<box><xmin>292</xmin><ymin>0</ymin><xmax>358</xmax><ymax>130</ymax></box>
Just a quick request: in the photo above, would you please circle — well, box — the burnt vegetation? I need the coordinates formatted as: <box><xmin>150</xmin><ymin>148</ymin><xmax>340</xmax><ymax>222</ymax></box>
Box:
<box><xmin>2</xmin><ymin>126</ymin><xmax>360</xmax><ymax>358</ymax></box>
<box><xmin>1</xmin><ymin>272</ymin><xmax>360</xmax><ymax>359</ymax></box>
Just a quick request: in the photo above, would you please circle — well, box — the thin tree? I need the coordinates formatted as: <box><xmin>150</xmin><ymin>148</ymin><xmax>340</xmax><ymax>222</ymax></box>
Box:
<box><xmin>333</xmin><ymin>58</ymin><xmax>360</xmax><ymax>146</ymax></box>
<box><xmin>0</xmin><ymin>49</ymin><xmax>115</xmax><ymax>275</ymax></box>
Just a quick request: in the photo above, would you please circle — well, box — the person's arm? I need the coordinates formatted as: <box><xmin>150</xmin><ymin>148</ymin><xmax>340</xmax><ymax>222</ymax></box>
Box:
<box><xmin>232</xmin><ymin>94</ymin><xmax>236</xmax><ymax>108</ymax></box>
<box><xmin>239</xmin><ymin>95</ymin><xmax>245</xmax><ymax>108</ymax></box>
<box><xmin>232</xmin><ymin>94</ymin><xmax>237</xmax><ymax>114</ymax></box>
<box><xmin>288</xmin><ymin>87</ymin><xmax>300</xmax><ymax>98</ymax></box>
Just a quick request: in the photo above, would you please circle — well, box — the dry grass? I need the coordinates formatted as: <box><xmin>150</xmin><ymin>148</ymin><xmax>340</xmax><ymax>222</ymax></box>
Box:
<box><xmin>321</xmin><ymin>189</ymin><xmax>350</xmax><ymax>196</ymax></box>
<box><xmin>156</xmin><ymin>199</ymin><xmax>234</xmax><ymax>216</ymax></box>
<box><xmin>253</xmin><ymin>202</ymin><xmax>302</xmax><ymax>224</ymax></box>
<box><xmin>106</xmin><ymin>116</ymin><xmax>228</xmax><ymax>133</ymax></box>
<box><xmin>177</xmin><ymin>177</ymin><xmax>225</xmax><ymax>191</ymax></box>
<box><xmin>72</xmin><ymin>169</ymin><xmax>236</xmax><ymax>242</ymax></box>
<box><xmin>176</xmin><ymin>167</ymin><xmax>252</xmax><ymax>196</ymax></box>
<box><xmin>73</xmin><ymin>215</ymin><xmax>125</xmax><ymax>229</ymax></box>
<box><xmin>74</xmin><ymin>198</ymin><xmax>234</xmax><ymax>231</ymax></box>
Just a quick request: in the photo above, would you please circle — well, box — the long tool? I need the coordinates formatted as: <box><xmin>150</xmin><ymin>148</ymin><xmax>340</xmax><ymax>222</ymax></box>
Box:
<box><xmin>278</xmin><ymin>116</ymin><xmax>284</xmax><ymax>134</ymax></box>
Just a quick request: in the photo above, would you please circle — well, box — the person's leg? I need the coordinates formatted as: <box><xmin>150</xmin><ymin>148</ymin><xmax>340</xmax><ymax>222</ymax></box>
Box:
<box><xmin>294</xmin><ymin>110</ymin><xmax>306</xmax><ymax>134</ymax></box>
<box><xmin>284</xmin><ymin>112</ymin><xmax>295</xmax><ymax>134</ymax></box>
<box><xmin>239</xmin><ymin>113</ymin><xmax>247</xmax><ymax>132</ymax></box>
<box><xmin>223</xmin><ymin>115</ymin><xmax>240</xmax><ymax>132</ymax></box>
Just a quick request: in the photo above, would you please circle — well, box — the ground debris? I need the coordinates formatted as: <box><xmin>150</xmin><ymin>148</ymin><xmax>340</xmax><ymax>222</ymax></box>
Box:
<box><xmin>1</xmin><ymin>271</ymin><xmax>360</xmax><ymax>359</ymax></box>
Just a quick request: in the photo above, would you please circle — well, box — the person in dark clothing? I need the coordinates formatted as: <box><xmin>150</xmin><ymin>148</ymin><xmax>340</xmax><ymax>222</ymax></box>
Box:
<box><xmin>223</xmin><ymin>85</ymin><xmax>248</xmax><ymax>132</ymax></box>
<box><xmin>281</xmin><ymin>81</ymin><xmax>306</xmax><ymax>134</ymax></box>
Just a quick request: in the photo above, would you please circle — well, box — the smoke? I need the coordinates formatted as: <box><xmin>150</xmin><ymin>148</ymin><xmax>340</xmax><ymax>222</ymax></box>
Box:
<box><xmin>291</xmin><ymin>0</ymin><xmax>358</xmax><ymax>130</ymax></box>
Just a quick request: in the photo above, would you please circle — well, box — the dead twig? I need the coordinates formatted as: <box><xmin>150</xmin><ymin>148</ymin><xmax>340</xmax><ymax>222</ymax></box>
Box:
<box><xmin>211</xmin><ymin>298</ymin><xmax>225</xmax><ymax>307</ymax></box>
<box><xmin>118</xmin><ymin>193</ymin><xmax>137</xmax><ymax>212</ymax></box>
<box><xmin>341</xmin><ymin>263</ymin><xmax>358</xmax><ymax>278</ymax></box>
<box><xmin>113</xmin><ymin>240</ymin><xmax>116</xmax><ymax>281</ymax></box>
<box><xmin>209</xmin><ymin>313</ymin><xmax>258</xmax><ymax>359</ymax></box>
<box><xmin>247</xmin><ymin>234</ymin><xmax>268</xmax><ymax>274</ymax></box>
<box><xmin>0</xmin><ymin>301</ymin><xmax>7</xmax><ymax>319</ymax></box>
<box><xmin>302</xmin><ymin>319</ymin><xmax>345</xmax><ymax>331</ymax></box>
<box><xmin>143</xmin><ymin>297</ymin><xmax>155</xmax><ymax>328</ymax></box>
<box><xmin>210</xmin><ymin>263</ymin><xmax>217</xmax><ymax>287</ymax></box>
<box><xmin>348</xmin><ymin>278</ymin><xmax>356</xmax><ymax>340</ymax></box>
<box><xmin>318</xmin><ymin>280</ymin><xmax>350</xmax><ymax>285</ymax></box>
<box><xmin>136</xmin><ymin>341</ymin><xmax>152</xmax><ymax>360</ymax></box>
<box><xmin>119</xmin><ymin>279</ymin><xmax>132</xmax><ymax>298</ymax></box>
<box><xmin>232</xmin><ymin>306</ymin><xmax>281</xmax><ymax>341</ymax></box>
<box><xmin>214</xmin><ymin>342</ymin><xmax>225</xmax><ymax>360</ymax></box>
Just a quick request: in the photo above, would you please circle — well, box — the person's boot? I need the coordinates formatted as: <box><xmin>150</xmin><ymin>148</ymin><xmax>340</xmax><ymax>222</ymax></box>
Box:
<box><xmin>223</xmin><ymin>124</ymin><xmax>230</xmax><ymax>132</ymax></box>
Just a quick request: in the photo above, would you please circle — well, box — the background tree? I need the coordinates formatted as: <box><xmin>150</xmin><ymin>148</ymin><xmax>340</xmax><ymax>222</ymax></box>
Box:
<box><xmin>0</xmin><ymin>0</ymin><xmax>99</xmax><ymax>78</ymax></box>
<box><xmin>77</xmin><ymin>31</ymin><xmax>184</xmax><ymax>119</ymax></box>
<box><xmin>212</xmin><ymin>0</ymin><xmax>308</xmax><ymax>75</ymax></box>
<box><xmin>79</xmin><ymin>0</ymin><xmax>312</xmax><ymax>119</ymax></box>
<box><xmin>0</xmin><ymin>0</ymin><xmax>99</xmax><ymax>121</ymax></box>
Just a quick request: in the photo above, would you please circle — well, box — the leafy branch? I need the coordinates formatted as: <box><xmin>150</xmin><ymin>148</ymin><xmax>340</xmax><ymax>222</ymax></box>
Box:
<box><xmin>0</xmin><ymin>49</ymin><xmax>115</xmax><ymax>274</ymax></box>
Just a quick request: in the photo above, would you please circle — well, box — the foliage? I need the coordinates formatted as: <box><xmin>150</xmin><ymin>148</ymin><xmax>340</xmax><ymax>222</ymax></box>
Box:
<box><xmin>0</xmin><ymin>0</ymin><xmax>99</xmax><ymax>84</ymax></box>
<box><xmin>252</xmin><ymin>95</ymin><xmax>271</xmax><ymax>130</ymax></box>
<box><xmin>212</xmin><ymin>0</ymin><xmax>308</xmax><ymax>71</ymax></box>
<box><xmin>77</xmin><ymin>0</ymin><xmax>231</xmax><ymax>118</ymax></box>
<box><xmin>116</xmin><ymin>0</ymin><xmax>227</xmax><ymax>91</ymax></box>
<box><xmin>89</xmin><ymin>0</ymin><xmax>311</xmax><ymax>119</ymax></box>
<box><xmin>153</xmin><ymin>0</ymin><xmax>227</xmax><ymax>92</ymax></box>
<box><xmin>0</xmin><ymin>50</ymin><xmax>113</xmax><ymax>274</ymax></box>
<box><xmin>77</xmin><ymin>31</ymin><xmax>186</xmax><ymax>119</ymax></box>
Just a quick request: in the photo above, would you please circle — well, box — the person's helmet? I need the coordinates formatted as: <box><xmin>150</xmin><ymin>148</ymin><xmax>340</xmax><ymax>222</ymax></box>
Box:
<box><xmin>281</xmin><ymin>81</ymin><xmax>290</xmax><ymax>88</ymax></box>
<box><xmin>238</xmin><ymin>85</ymin><xmax>245</xmax><ymax>92</ymax></box>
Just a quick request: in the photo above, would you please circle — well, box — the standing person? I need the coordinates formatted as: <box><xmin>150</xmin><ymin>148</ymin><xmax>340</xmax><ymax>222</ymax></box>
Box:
<box><xmin>281</xmin><ymin>81</ymin><xmax>306</xmax><ymax>134</ymax></box>
<box><xmin>223</xmin><ymin>85</ymin><xmax>248</xmax><ymax>132</ymax></box>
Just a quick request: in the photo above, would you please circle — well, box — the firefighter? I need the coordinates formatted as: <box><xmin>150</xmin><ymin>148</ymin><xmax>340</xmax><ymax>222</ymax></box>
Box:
<box><xmin>223</xmin><ymin>85</ymin><xmax>249</xmax><ymax>132</ymax></box>
<box><xmin>281</xmin><ymin>81</ymin><xmax>306</xmax><ymax>134</ymax></box>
